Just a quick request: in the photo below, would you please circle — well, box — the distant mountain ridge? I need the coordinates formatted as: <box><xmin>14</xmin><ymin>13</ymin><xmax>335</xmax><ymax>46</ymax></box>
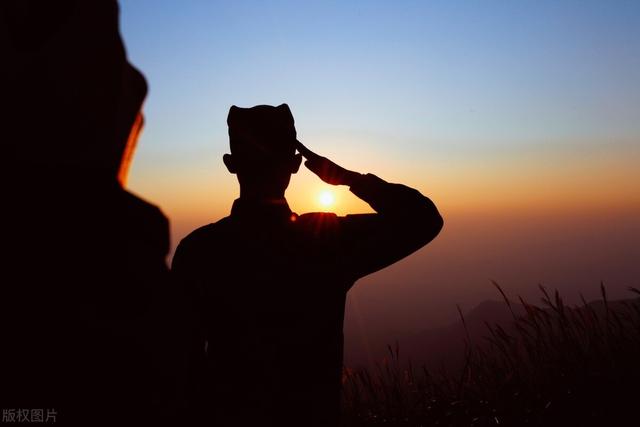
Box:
<box><xmin>345</xmin><ymin>296</ymin><xmax>640</xmax><ymax>370</ymax></box>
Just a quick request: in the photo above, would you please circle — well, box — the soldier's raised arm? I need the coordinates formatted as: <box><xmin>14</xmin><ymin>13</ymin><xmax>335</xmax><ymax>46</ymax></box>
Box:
<box><xmin>296</xmin><ymin>141</ymin><xmax>443</xmax><ymax>283</ymax></box>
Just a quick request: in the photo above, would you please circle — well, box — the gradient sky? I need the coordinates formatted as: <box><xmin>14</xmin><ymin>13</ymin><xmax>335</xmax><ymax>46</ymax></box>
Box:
<box><xmin>119</xmin><ymin>1</ymin><xmax>640</xmax><ymax>360</ymax></box>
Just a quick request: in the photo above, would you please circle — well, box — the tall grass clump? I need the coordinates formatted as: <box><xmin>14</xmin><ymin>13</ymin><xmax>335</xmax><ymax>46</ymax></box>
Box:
<box><xmin>341</xmin><ymin>284</ymin><xmax>640</xmax><ymax>427</ymax></box>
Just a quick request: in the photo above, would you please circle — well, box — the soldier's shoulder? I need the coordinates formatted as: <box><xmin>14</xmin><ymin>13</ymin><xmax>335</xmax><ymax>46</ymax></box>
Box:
<box><xmin>297</xmin><ymin>211</ymin><xmax>339</xmax><ymax>221</ymax></box>
<box><xmin>296</xmin><ymin>212</ymin><xmax>342</xmax><ymax>234</ymax></box>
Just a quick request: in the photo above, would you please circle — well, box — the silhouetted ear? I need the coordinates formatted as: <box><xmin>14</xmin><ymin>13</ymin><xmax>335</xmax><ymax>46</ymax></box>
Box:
<box><xmin>291</xmin><ymin>153</ymin><xmax>303</xmax><ymax>174</ymax></box>
<box><xmin>223</xmin><ymin>153</ymin><xmax>237</xmax><ymax>174</ymax></box>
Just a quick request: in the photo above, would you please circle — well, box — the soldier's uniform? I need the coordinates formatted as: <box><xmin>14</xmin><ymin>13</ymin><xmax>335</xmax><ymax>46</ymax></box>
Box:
<box><xmin>173</xmin><ymin>173</ymin><xmax>443</xmax><ymax>426</ymax></box>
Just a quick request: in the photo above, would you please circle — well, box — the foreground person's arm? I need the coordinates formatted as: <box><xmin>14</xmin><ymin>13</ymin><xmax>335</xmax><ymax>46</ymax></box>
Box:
<box><xmin>297</xmin><ymin>141</ymin><xmax>444</xmax><ymax>282</ymax></box>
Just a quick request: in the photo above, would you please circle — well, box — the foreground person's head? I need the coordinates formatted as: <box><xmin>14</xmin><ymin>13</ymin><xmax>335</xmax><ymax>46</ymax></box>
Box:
<box><xmin>5</xmin><ymin>0</ymin><xmax>147</xmax><ymax>184</ymax></box>
<box><xmin>224</xmin><ymin>104</ymin><xmax>302</xmax><ymax>199</ymax></box>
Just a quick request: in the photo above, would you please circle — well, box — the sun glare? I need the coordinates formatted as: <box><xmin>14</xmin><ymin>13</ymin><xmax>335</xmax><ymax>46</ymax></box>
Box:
<box><xmin>318</xmin><ymin>190</ymin><xmax>335</xmax><ymax>209</ymax></box>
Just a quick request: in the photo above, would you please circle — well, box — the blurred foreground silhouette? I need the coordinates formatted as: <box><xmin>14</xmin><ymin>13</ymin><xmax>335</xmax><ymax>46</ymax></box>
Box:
<box><xmin>2</xmin><ymin>1</ymin><xmax>183</xmax><ymax>424</ymax></box>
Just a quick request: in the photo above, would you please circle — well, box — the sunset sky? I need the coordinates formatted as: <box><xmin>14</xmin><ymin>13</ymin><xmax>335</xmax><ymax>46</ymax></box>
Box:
<box><xmin>119</xmin><ymin>1</ymin><xmax>640</xmax><ymax>357</ymax></box>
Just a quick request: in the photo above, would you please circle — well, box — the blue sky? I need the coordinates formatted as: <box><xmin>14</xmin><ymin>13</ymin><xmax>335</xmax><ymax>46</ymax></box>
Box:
<box><xmin>119</xmin><ymin>0</ymin><xmax>640</xmax><ymax>242</ymax></box>
<box><xmin>119</xmin><ymin>0</ymin><xmax>639</xmax><ymax>220</ymax></box>
<box><xmin>118</xmin><ymin>0</ymin><xmax>640</xmax><ymax>336</ymax></box>
<box><xmin>121</xmin><ymin>0</ymin><xmax>639</xmax><ymax>150</ymax></box>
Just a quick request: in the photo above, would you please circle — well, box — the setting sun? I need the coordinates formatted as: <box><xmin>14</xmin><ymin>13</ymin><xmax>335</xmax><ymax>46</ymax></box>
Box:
<box><xmin>318</xmin><ymin>190</ymin><xmax>335</xmax><ymax>209</ymax></box>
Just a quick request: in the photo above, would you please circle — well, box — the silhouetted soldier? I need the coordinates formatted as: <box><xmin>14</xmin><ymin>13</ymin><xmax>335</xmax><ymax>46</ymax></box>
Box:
<box><xmin>2</xmin><ymin>1</ymin><xmax>182</xmax><ymax>424</ymax></box>
<box><xmin>173</xmin><ymin>104</ymin><xmax>444</xmax><ymax>426</ymax></box>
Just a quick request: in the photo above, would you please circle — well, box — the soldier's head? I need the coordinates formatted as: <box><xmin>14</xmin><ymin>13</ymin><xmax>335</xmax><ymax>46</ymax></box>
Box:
<box><xmin>224</xmin><ymin>104</ymin><xmax>302</xmax><ymax>198</ymax></box>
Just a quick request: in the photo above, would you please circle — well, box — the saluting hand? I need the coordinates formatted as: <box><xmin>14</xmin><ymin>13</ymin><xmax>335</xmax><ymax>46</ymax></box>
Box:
<box><xmin>295</xmin><ymin>141</ymin><xmax>361</xmax><ymax>186</ymax></box>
